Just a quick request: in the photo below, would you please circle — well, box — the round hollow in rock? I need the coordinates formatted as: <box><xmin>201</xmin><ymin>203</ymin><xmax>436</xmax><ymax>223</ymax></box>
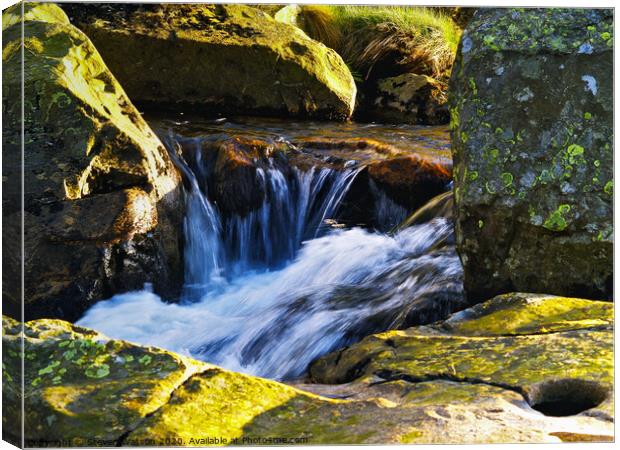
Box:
<box><xmin>526</xmin><ymin>379</ymin><xmax>607</xmax><ymax>417</ymax></box>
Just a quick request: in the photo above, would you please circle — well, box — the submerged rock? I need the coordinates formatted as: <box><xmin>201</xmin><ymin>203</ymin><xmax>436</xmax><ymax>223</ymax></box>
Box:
<box><xmin>397</xmin><ymin>190</ymin><xmax>454</xmax><ymax>230</ymax></box>
<box><xmin>4</xmin><ymin>292</ymin><xmax>613</xmax><ymax>445</ymax></box>
<box><xmin>357</xmin><ymin>73</ymin><xmax>449</xmax><ymax>125</ymax></box>
<box><xmin>449</xmin><ymin>8</ymin><xmax>613</xmax><ymax>300</ymax></box>
<box><xmin>62</xmin><ymin>3</ymin><xmax>356</xmax><ymax>120</ymax></box>
<box><xmin>198</xmin><ymin>136</ymin><xmax>292</xmax><ymax>217</ymax></box>
<box><xmin>367</xmin><ymin>154</ymin><xmax>451</xmax><ymax>211</ymax></box>
<box><xmin>2</xmin><ymin>3</ymin><xmax>184</xmax><ymax>321</ymax></box>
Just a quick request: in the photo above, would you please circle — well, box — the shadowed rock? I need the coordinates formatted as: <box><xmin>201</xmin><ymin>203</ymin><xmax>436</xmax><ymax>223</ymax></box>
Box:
<box><xmin>2</xmin><ymin>3</ymin><xmax>184</xmax><ymax>321</ymax></box>
<box><xmin>449</xmin><ymin>8</ymin><xmax>613</xmax><ymax>300</ymax></box>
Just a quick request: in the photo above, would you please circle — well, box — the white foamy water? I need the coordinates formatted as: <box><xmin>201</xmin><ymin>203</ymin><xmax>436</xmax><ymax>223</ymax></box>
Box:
<box><xmin>78</xmin><ymin>219</ymin><xmax>461</xmax><ymax>379</ymax></box>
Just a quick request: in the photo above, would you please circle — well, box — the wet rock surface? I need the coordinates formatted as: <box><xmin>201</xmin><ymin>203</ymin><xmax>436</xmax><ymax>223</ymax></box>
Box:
<box><xmin>61</xmin><ymin>3</ymin><xmax>356</xmax><ymax>120</ymax></box>
<box><xmin>4</xmin><ymin>292</ymin><xmax>613</xmax><ymax>445</ymax></box>
<box><xmin>2</xmin><ymin>3</ymin><xmax>184</xmax><ymax>321</ymax></box>
<box><xmin>449</xmin><ymin>8</ymin><xmax>613</xmax><ymax>301</ymax></box>
<box><xmin>152</xmin><ymin>114</ymin><xmax>452</xmax><ymax>227</ymax></box>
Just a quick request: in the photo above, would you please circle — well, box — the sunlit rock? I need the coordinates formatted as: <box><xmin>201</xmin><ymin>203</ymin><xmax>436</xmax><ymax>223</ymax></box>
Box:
<box><xmin>2</xmin><ymin>3</ymin><xmax>184</xmax><ymax>321</ymax></box>
<box><xmin>62</xmin><ymin>3</ymin><xmax>356</xmax><ymax>120</ymax></box>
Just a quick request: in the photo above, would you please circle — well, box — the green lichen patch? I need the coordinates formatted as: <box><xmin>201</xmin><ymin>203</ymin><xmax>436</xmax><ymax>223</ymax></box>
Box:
<box><xmin>2</xmin><ymin>315</ymin><xmax>209</xmax><ymax>445</ymax></box>
<box><xmin>543</xmin><ymin>204</ymin><xmax>571</xmax><ymax>231</ymax></box>
<box><xmin>466</xmin><ymin>8</ymin><xmax>613</xmax><ymax>55</ymax></box>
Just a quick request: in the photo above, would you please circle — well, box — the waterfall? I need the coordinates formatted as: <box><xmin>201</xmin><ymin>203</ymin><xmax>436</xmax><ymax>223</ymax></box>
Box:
<box><xmin>78</xmin><ymin>123</ymin><xmax>463</xmax><ymax>381</ymax></box>
<box><xmin>221</xmin><ymin>166</ymin><xmax>360</xmax><ymax>276</ymax></box>
<box><xmin>164</xmin><ymin>133</ymin><xmax>361</xmax><ymax>297</ymax></box>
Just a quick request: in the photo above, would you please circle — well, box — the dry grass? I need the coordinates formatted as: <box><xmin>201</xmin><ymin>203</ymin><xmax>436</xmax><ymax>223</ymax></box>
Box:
<box><xmin>298</xmin><ymin>5</ymin><xmax>343</xmax><ymax>50</ymax></box>
<box><xmin>297</xmin><ymin>5</ymin><xmax>461</xmax><ymax>81</ymax></box>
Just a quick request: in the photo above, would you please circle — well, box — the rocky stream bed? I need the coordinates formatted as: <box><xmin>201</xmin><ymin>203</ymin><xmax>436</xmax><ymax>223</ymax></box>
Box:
<box><xmin>2</xmin><ymin>3</ymin><xmax>614</xmax><ymax>446</ymax></box>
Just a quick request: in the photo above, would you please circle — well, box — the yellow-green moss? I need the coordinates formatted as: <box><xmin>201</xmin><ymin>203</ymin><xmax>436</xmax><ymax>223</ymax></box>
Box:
<box><xmin>2</xmin><ymin>316</ymin><xmax>208</xmax><ymax>445</ymax></box>
<box><xmin>311</xmin><ymin>293</ymin><xmax>613</xmax><ymax>395</ymax></box>
<box><xmin>2</xmin><ymin>3</ymin><xmax>178</xmax><ymax>201</ymax></box>
<box><xmin>2</xmin><ymin>2</ymin><xmax>70</xmax><ymax>30</ymax></box>
<box><xmin>68</xmin><ymin>4</ymin><xmax>356</xmax><ymax>119</ymax></box>
<box><xmin>439</xmin><ymin>293</ymin><xmax>612</xmax><ymax>336</ymax></box>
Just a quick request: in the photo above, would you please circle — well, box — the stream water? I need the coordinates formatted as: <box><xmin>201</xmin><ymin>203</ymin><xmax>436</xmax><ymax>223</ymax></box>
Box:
<box><xmin>78</xmin><ymin>116</ymin><xmax>464</xmax><ymax>380</ymax></box>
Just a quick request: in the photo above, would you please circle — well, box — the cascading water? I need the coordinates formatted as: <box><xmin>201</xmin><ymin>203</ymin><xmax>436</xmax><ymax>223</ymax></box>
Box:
<box><xmin>220</xmin><ymin>166</ymin><xmax>360</xmax><ymax>275</ymax></box>
<box><xmin>78</xmin><ymin>119</ymin><xmax>464</xmax><ymax>381</ymax></box>
<box><xmin>166</xmin><ymin>133</ymin><xmax>362</xmax><ymax>288</ymax></box>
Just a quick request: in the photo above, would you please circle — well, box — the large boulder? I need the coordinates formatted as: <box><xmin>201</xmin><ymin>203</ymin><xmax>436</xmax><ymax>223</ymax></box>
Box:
<box><xmin>2</xmin><ymin>3</ymin><xmax>184</xmax><ymax>321</ymax></box>
<box><xmin>449</xmin><ymin>9</ymin><xmax>613</xmax><ymax>300</ymax></box>
<box><xmin>4</xmin><ymin>293</ymin><xmax>613</xmax><ymax>445</ymax></box>
<box><xmin>61</xmin><ymin>3</ymin><xmax>356</xmax><ymax>120</ymax></box>
<box><xmin>2</xmin><ymin>315</ymin><xmax>208</xmax><ymax>447</ymax></box>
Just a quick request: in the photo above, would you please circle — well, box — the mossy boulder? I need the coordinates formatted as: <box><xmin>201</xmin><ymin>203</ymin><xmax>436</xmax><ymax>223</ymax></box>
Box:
<box><xmin>449</xmin><ymin>8</ymin><xmax>613</xmax><ymax>300</ymax></box>
<box><xmin>438</xmin><ymin>292</ymin><xmax>613</xmax><ymax>336</ymax></box>
<box><xmin>2</xmin><ymin>3</ymin><xmax>184</xmax><ymax>321</ymax></box>
<box><xmin>310</xmin><ymin>293</ymin><xmax>613</xmax><ymax>421</ymax></box>
<box><xmin>2</xmin><ymin>315</ymin><xmax>209</xmax><ymax>446</ymax></box>
<box><xmin>61</xmin><ymin>3</ymin><xmax>356</xmax><ymax>120</ymax></box>
<box><xmin>357</xmin><ymin>73</ymin><xmax>449</xmax><ymax>125</ymax></box>
<box><xmin>4</xmin><ymin>310</ymin><xmax>613</xmax><ymax>445</ymax></box>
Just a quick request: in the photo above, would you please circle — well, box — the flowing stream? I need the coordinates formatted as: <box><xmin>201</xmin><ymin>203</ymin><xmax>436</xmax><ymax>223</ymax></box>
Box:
<box><xmin>78</xmin><ymin>117</ymin><xmax>464</xmax><ymax>380</ymax></box>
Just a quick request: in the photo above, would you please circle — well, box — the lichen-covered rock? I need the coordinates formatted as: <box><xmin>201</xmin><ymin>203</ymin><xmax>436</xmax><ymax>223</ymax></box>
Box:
<box><xmin>2</xmin><ymin>315</ymin><xmax>209</xmax><ymax>446</ymax></box>
<box><xmin>448</xmin><ymin>8</ymin><xmax>613</xmax><ymax>300</ymax></box>
<box><xmin>357</xmin><ymin>73</ymin><xmax>449</xmax><ymax>125</ymax></box>
<box><xmin>61</xmin><ymin>3</ymin><xmax>356</xmax><ymax>120</ymax></box>
<box><xmin>310</xmin><ymin>293</ymin><xmax>614</xmax><ymax>421</ymax></box>
<box><xmin>2</xmin><ymin>3</ymin><xmax>184</xmax><ymax>321</ymax></box>
<box><xmin>4</xmin><ymin>311</ymin><xmax>613</xmax><ymax>445</ymax></box>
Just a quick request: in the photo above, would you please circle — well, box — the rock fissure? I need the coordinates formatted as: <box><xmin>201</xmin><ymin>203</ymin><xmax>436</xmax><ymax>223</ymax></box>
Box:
<box><xmin>371</xmin><ymin>369</ymin><xmax>528</xmax><ymax>399</ymax></box>
<box><xmin>116</xmin><ymin>367</ymin><xmax>220</xmax><ymax>446</ymax></box>
<box><xmin>435</xmin><ymin>324</ymin><xmax>612</xmax><ymax>338</ymax></box>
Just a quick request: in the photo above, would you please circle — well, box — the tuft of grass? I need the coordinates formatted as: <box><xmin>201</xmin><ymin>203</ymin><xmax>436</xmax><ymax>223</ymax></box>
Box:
<box><xmin>298</xmin><ymin>5</ymin><xmax>461</xmax><ymax>81</ymax></box>
<box><xmin>297</xmin><ymin>5</ymin><xmax>342</xmax><ymax>50</ymax></box>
